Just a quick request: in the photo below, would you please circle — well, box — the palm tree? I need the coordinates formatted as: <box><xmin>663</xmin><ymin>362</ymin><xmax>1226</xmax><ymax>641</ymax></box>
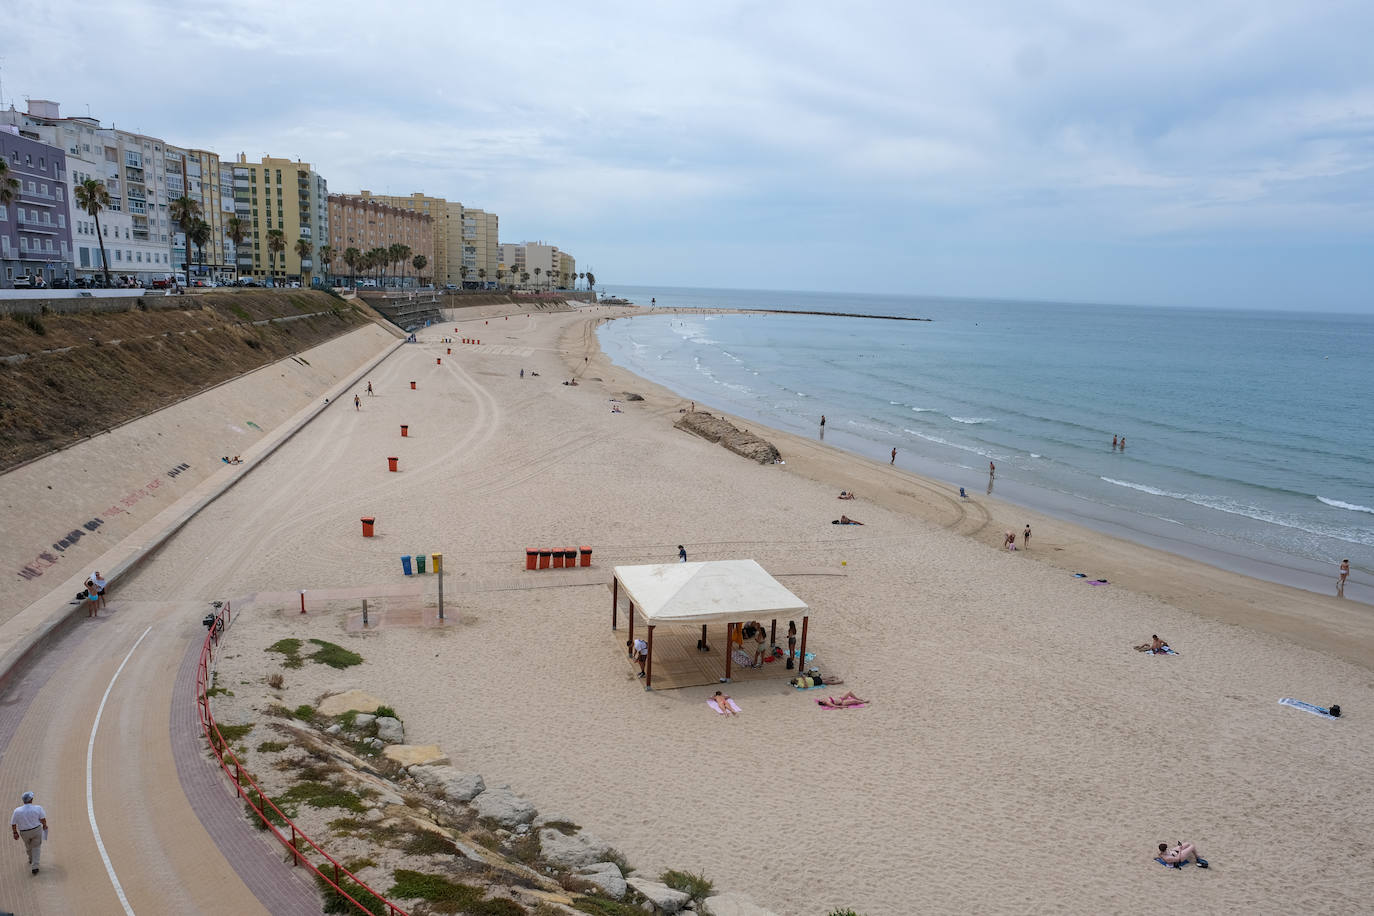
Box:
<box><xmin>411</xmin><ymin>254</ymin><xmax>427</xmax><ymax>285</ymax></box>
<box><xmin>266</xmin><ymin>229</ymin><xmax>285</xmax><ymax>285</ymax></box>
<box><xmin>521</xmin><ymin>271</ymin><xmax>530</xmax><ymax>286</ymax></box>
<box><xmin>477</xmin><ymin>268</ymin><xmax>486</xmax><ymax>288</ymax></box>
<box><xmin>318</xmin><ymin>245</ymin><xmax>333</xmax><ymax>286</ymax></box>
<box><xmin>225</xmin><ymin>216</ymin><xmax>249</xmax><ymax>281</ymax></box>
<box><xmin>370</xmin><ymin>247</ymin><xmax>389</xmax><ymax>287</ymax></box>
<box><xmin>459</xmin><ymin>266</ymin><xmax>469</xmax><ymax>287</ymax></box>
<box><xmin>396</xmin><ymin>244</ymin><xmax>412</xmax><ymax>288</ymax></box>
<box><xmin>0</xmin><ymin>160</ymin><xmax>18</xmax><ymax>205</ymax></box>
<box><xmin>168</xmin><ymin>195</ymin><xmax>204</xmax><ymax>280</ymax></box>
<box><xmin>343</xmin><ymin>246</ymin><xmax>360</xmax><ymax>287</ymax></box>
<box><xmin>533</xmin><ymin>267</ymin><xmax>541</xmax><ymax>290</ymax></box>
<box><xmin>74</xmin><ymin>179</ymin><xmax>114</xmax><ymax>287</ymax></box>
<box><xmin>585</xmin><ymin>271</ymin><xmax>595</xmax><ymax>291</ymax></box>
<box><xmin>294</xmin><ymin>238</ymin><xmax>313</xmax><ymax>288</ymax></box>
<box><xmin>189</xmin><ymin>219</ymin><xmax>212</xmax><ymax>281</ymax></box>
<box><xmin>496</xmin><ymin>268</ymin><xmax>505</xmax><ymax>287</ymax></box>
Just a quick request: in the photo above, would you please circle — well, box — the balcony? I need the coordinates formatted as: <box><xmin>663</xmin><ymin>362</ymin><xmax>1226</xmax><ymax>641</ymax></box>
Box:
<box><xmin>132</xmin><ymin>229</ymin><xmax>149</xmax><ymax>241</ymax></box>
<box><xmin>16</xmin><ymin>213</ymin><xmax>60</xmax><ymax>234</ymax></box>
<box><xmin>18</xmin><ymin>187</ymin><xmax>57</xmax><ymax>205</ymax></box>
<box><xmin>125</xmin><ymin>166</ymin><xmax>144</xmax><ymax>181</ymax></box>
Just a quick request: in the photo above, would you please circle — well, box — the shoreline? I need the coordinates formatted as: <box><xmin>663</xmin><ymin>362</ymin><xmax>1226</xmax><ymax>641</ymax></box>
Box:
<box><xmin>568</xmin><ymin>307</ymin><xmax>1374</xmax><ymax>670</ymax></box>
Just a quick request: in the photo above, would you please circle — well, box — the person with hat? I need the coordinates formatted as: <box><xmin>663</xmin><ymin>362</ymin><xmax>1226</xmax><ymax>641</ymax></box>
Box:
<box><xmin>11</xmin><ymin>791</ymin><xmax>48</xmax><ymax>874</ymax></box>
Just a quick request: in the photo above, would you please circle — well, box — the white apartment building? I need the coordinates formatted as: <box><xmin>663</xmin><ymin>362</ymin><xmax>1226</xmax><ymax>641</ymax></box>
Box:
<box><xmin>500</xmin><ymin>241</ymin><xmax>575</xmax><ymax>289</ymax></box>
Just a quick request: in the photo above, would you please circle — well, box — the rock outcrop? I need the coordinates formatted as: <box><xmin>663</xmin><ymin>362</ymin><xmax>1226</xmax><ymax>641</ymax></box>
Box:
<box><xmin>374</xmin><ymin>716</ymin><xmax>404</xmax><ymax>744</ymax></box>
<box><xmin>674</xmin><ymin>411</ymin><xmax>781</xmax><ymax>464</ymax></box>
<box><xmin>472</xmin><ymin>785</ymin><xmax>537</xmax><ymax>826</ymax></box>
<box><xmin>409</xmin><ymin>765</ymin><xmax>485</xmax><ymax>802</ymax></box>
<box><xmin>577</xmin><ymin>862</ymin><xmax>627</xmax><ymax>899</ymax></box>
<box><xmin>626</xmin><ymin>877</ymin><xmax>691</xmax><ymax>914</ymax></box>
<box><xmin>538</xmin><ymin>827</ymin><xmax>611</xmax><ymax>868</ymax></box>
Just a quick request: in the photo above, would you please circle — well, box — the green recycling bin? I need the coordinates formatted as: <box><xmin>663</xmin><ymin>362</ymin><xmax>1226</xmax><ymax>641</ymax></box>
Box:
<box><xmin>415</xmin><ymin>554</ymin><xmax>427</xmax><ymax>574</ymax></box>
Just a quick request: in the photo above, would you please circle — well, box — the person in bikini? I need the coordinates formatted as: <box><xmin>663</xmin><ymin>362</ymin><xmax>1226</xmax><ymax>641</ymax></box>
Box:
<box><xmin>712</xmin><ymin>691</ymin><xmax>738</xmax><ymax>716</ymax></box>
<box><xmin>1157</xmin><ymin>841</ymin><xmax>1207</xmax><ymax>867</ymax></box>
<box><xmin>818</xmin><ymin>692</ymin><xmax>867</xmax><ymax>708</ymax></box>
<box><xmin>1338</xmin><ymin>559</ymin><xmax>1350</xmax><ymax>593</ymax></box>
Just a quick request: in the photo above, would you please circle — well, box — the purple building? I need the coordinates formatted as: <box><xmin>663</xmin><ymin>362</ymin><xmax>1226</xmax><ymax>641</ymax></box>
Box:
<box><xmin>1</xmin><ymin>126</ymin><xmax>73</xmax><ymax>287</ymax></box>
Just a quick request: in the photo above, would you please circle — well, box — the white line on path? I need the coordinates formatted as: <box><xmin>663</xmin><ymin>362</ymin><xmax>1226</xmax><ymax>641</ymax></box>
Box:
<box><xmin>86</xmin><ymin>625</ymin><xmax>152</xmax><ymax>916</ymax></box>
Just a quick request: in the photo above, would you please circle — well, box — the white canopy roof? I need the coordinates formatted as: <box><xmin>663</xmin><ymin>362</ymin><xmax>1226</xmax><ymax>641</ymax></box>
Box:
<box><xmin>613</xmin><ymin>560</ymin><xmax>809</xmax><ymax>626</ymax></box>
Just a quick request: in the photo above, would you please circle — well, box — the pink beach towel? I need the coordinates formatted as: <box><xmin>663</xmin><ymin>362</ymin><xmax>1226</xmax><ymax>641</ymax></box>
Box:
<box><xmin>707</xmin><ymin>698</ymin><xmax>742</xmax><ymax>715</ymax></box>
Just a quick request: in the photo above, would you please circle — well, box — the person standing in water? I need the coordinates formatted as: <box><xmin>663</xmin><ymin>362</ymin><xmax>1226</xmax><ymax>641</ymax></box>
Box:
<box><xmin>891</xmin><ymin>447</ymin><xmax>897</xmax><ymax>464</ymax></box>
<box><xmin>1338</xmin><ymin>559</ymin><xmax>1350</xmax><ymax>594</ymax></box>
<box><xmin>820</xmin><ymin>415</ymin><xmax>825</xmax><ymax>428</ymax></box>
<box><xmin>989</xmin><ymin>461</ymin><xmax>996</xmax><ymax>476</ymax></box>
<box><xmin>1112</xmin><ymin>434</ymin><xmax>1118</xmax><ymax>449</ymax></box>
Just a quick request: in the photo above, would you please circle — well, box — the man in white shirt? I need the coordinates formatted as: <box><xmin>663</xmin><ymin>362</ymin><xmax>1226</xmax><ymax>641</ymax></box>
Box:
<box><xmin>11</xmin><ymin>791</ymin><xmax>48</xmax><ymax>874</ymax></box>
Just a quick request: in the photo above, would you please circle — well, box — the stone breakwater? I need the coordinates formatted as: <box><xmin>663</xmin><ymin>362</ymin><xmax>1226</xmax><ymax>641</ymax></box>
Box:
<box><xmin>674</xmin><ymin>411</ymin><xmax>782</xmax><ymax>464</ymax></box>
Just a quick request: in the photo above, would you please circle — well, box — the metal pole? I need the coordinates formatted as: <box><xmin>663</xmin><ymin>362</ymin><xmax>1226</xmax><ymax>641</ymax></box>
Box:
<box><xmin>362</xmin><ymin>598</ymin><xmax>369</xmax><ymax>628</ymax></box>
<box><xmin>299</xmin><ymin>590</ymin><xmax>306</xmax><ymax>614</ymax></box>
<box><xmin>436</xmin><ymin>553</ymin><xmax>444</xmax><ymax>620</ymax></box>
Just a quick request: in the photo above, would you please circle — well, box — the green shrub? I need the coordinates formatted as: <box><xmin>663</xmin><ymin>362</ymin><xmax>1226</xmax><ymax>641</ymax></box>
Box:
<box><xmin>256</xmin><ymin>740</ymin><xmax>288</xmax><ymax>753</ymax></box>
<box><xmin>827</xmin><ymin>910</ymin><xmax>865</xmax><ymax>916</ymax></box>
<box><xmin>404</xmin><ymin>830</ymin><xmax>460</xmax><ymax>856</ymax></box>
<box><xmin>389</xmin><ymin>869</ymin><xmax>486</xmax><ymax>905</ymax></box>
<box><xmin>315</xmin><ymin>862</ymin><xmax>391</xmax><ymax>915</ymax></box>
<box><xmin>374</xmin><ymin>704</ymin><xmax>398</xmax><ymax>719</ymax></box>
<box><xmin>266</xmin><ymin>638</ymin><xmax>303</xmax><ymax>668</ymax></box>
<box><xmin>660</xmin><ymin>870</ymin><xmax>713</xmax><ymax>909</ymax></box>
<box><xmin>293</xmin><ymin>704</ymin><xmax>317</xmax><ymax>723</ymax></box>
<box><xmin>215</xmin><ymin>722</ymin><xmax>253</xmax><ymax>743</ymax></box>
<box><xmin>572</xmin><ymin>898</ymin><xmax>644</xmax><ymax>916</ymax></box>
<box><xmin>278</xmin><ymin>780</ymin><xmax>365</xmax><ymax>812</ymax></box>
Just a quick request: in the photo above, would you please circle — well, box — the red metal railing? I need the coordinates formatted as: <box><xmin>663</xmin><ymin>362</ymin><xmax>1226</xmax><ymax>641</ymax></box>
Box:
<box><xmin>196</xmin><ymin>601</ymin><xmax>410</xmax><ymax>916</ymax></box>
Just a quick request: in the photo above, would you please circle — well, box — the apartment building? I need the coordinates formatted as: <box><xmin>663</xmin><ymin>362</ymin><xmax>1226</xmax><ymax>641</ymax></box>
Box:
<box><xmin>498</xmin><ymin>242</ymin><xmax>575</xmax><ymax>290</ymax></box>
<box><xmin>232</xmin><ymin>154</ymin><xmax>329</xmax><ymax>284</ymax></box>
<box><xmin>327</xmin><ymin>194</ymin><xmax>433</xmax><ymax>286</ymax></box>
<box><xmin>0</xmin><ymin>126</ymin><xmax>73</xmax><ymax>286</ymax></box>
<box><xmin>458</xmin><ymin>207</ymin><xmax>499</xmax><ymax>287</ymax></box>
<box><xmin>164</xmin><ymin>146</ymin><xmax>238</xmax><ymax>280</ymax></box>
<box><xmin>2</xmin><ymin>100</ymin><xmax>176</xmax><ymax>282</ymax></box>
<box><xmin>353</xmin><ymin>192</ymin><xmax>450</xmax><ymax>286</ymax></box>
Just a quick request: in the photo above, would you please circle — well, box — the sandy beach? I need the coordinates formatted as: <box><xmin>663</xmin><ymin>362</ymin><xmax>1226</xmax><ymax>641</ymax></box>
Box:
<box><xmin>85</xmin><ymin>305</ymin><xmax>1374</xmax><ymax>914</ymax></box>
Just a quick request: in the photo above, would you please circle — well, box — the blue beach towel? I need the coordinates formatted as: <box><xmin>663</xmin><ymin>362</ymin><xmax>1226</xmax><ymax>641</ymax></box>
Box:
<box><xmin>1279</xmin><ymin>698</ymin><xmax>1340</xmax><ymax>720</ymax></box>
<box><xmin>1150</xmin><ymin>647</ymin><xmax>1180</xmax><ymax>656</ymax></box>
<box><xmin>1155</xmin><ymin>857</ymin><xmax>1182</xmax><ymax>869</ymax></box>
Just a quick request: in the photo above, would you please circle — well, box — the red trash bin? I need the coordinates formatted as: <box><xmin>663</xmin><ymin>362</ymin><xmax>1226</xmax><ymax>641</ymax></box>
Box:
<box><xmin>400</xmin><ymin>425</ymin><xmax>408</xmax><ymax>437</ymax></box>
<box><xmin>410</xmin><ymin>381</ymin><xmax>416</xmax><ymax>390</ymax></box>
<box><xmin>361</xmin><ymin>517</ymin><xmax>376</xmax><ymax>537</ymax></box>
<box><xmin>436</xmin><ymin>357</ymin><xmax>441</xmax><ymax>365</ymax></box>
<box><xmin>552</xmin><ymin>550</ymin><xmax>565</xmax><ymax>569</ymax></box>
<box><xmin>525</xmin><ymin>549</ymin><xmax>538</xmax><ymax>570</ymax></box>
<box><xmin>538</xmin><ymin>549</ymin><xmax>551</xmax><ymax>570</ymax></box>
<box><xmin>580</xmin><ymin>546</ymin><xmax>592</xmax><ymax>567</ymax></box>
<box><xmin>387</xmin><ymin>457</ymin><xmax>399</xmax><ymax>472</ymax></box>
<box><xmin>447</xmin><ymin>347</ymin><xmax>451</xmax><ymax>354</ymax></box>
<box><xmin>564</xmin><ymin>549</ymin><xmax>577</xmax><ymax>568</ymax></box>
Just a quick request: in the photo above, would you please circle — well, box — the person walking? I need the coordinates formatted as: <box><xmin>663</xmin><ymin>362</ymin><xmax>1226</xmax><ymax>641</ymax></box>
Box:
<box><xmin>820</xmin><ymin>415</ymin><xmax>825</xmax><ymax>428</ymax></box>
<box><xmin>354</xmin><ymin>394</ymin><xmax>361</xmax><ymax>411</ymax></box>
<box><xmin>366</xmin><ymin>381</ymin><xmax>374</xmax><ymax>396</ymax></box>
<box><xmin>1338</xmin><ymin>559</ymin><xmax>1350</xmax><ymax>594</ymax></box>
<box><xmin>1023</xmin><ymin>524</ymin><xmax>1031</xmax><ymax>548</ymax></box>
<box><xmin>11</xmin><ymin>791</ymin><xmax>48</xmax><ymax>875</ymax></box>
<box><xmin>890</xmin><ymin>447</ymin><xmax>897</xmax><ymax>465</ymax></box>
<box><xmin>679</xmin><ymin>545</ymin><xmax>688</xmax><ymax>563</ymax></box>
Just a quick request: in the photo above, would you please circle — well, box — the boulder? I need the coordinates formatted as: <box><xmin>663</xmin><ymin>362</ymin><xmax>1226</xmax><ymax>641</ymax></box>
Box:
<box><xmin>354</xmin><ymin>713</ymin><xmax>376</xmax><ymax>730</ymax></box>
<box><xmin>317</xmin><ymin>690</ymin><xmax>387</xmax><ymax>717</ymax></box>
<box><xmin>375</xmin><ymin>716</ymin><xmax>404</xmax><ymax>744</ymax></box>
<box><xmin>577</xmin><ymin>862</ymin><xmax>627</xmax><ymax>900</ymax></box>
<box><xmin>703</xmin><ymin>893</ymin><xmax>780</xmax><ymax>916</ymax></box>
<box><xmin>624</xmin><ymin>392</ymin><xmax>644</xmax><ymax>401</ymax></box>
<box><xmin>472</xmin><ymin>785</ymin><xmax>536</xmax><ymax>827</ymax></box>
<box><xmin>538</xmin><ymin>828</ymin><xmax>610</xmax><ymax>868</ymax></box>
<box><xmin>381</xmin><ymin>744</ymin><xmax>450</xmax><ymax>768</ymax></box>
<box><xmin>626</xmin><ymin>878</ymin><xmax>690</xmax><ymax>914</ymax></box>
<box><xmin>673</xmin><ymin>411</ymin><xmax>780</xmax><ymax>464</ymax></box>
<box><xmin>324</xmin><ymin>723</ymin><xmax>342</xmax><ymax>735</ymax></box>
<box><xmin>411</xmin><ymin>765</ymin><xmax>486</xmax><ymax>802</ymax></box>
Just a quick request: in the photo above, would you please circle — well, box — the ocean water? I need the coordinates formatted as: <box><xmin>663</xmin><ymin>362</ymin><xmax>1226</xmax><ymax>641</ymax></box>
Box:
<box><xmin>597</xmin><ymin>286</ymin><xmax>1374</xmax><ymax>604</ymax></box>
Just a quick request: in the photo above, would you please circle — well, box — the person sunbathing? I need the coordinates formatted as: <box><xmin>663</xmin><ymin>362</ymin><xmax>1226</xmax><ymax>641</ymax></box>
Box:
<box><xmin>838</xmin><ymin>491</ymin><xmax>855</xmax><ymax>500</ymax></box>
<box><xmin>818</xmin><ymin>691</ymin><xmax>868</xmax><ymax>708</ymax></box>
<box><xmin>1135</xmin><ymin>634</ymin><xmax>1171</xmax><ymax>653</ymax></box>
<box><xmin>833</xmin><ymin>515</ymin><xmax>864</xmax><ymax>525</ymax></box>
<box><xmin>1157</xmin><ymin>842</ymin><xmax>1207</xmax><ymax>867</ymax></box>
<box><xmin>712</xmin><ymin>691</ymin><xmax>739</xmax><ymax>716</ymax></box>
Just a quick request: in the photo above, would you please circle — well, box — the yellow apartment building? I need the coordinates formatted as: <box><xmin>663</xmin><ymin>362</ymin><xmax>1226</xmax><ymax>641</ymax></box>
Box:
<box><xmin>231</xmin><ymin>153</ymin><xmax>329</xmax><ymax>284</ymax></box>
<box><xmin>352</xmin><ymin>191</ymin><xmax>450</xmax><ymax>286</ymax></box>
<box><xmin>327</xmin><ymin>194</ymin><xmax>434</xmax><ymax>286</ymax></box>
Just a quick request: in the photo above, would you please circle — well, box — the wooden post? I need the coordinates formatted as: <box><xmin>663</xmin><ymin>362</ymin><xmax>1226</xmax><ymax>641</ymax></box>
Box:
<box><xmin>770</xmin><ymin>618</ymin><xmax>777</xmax><ymax>647</ymax></box>
<box><xmin>299</xmin><ymin>590</ymin><xmax>306</xmax><ymax>614</ymax></box>
<box><xmin>612</xmin><ymin>577</ymin><xmax>618</xmax><ymax>629</ymax></box>
<box><xmin>724</xmin><ymin>623</ymin><xmax>733</xmax><ymax>681</ymax></box>
<box><xmin>645</xmin><ymin>625</ymin><xmax>654</xmax><ymax>689</ymax></box>
<box><xmin>362</xmin><ymin>598</ymin><xmax>368</xmax><ymax>627</ymax></box>
<box><xmin>700</xmin><ymin>623</ymin><xmax>709</xmax><ymax>652</ymax></box>
<box><xmin>799</xmin><ymin>615</ymin><xmax>809</xmax><ymax>670</ymax></box>
<box><xmin>628</xmin><ymin>601</ymin><xmax>635</xmax><ymax>647</ymax></box>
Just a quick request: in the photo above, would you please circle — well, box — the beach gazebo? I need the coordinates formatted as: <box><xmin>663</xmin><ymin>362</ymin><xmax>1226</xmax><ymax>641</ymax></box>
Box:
<box><xmin>611</xmin><ymin>560</ymin><xmax>810</xmax><ymax>689</ymax></box>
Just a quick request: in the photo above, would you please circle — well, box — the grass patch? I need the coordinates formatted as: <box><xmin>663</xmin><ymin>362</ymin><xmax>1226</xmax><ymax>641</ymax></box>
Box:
<box><xmin>244</xmin><ymin>789</ymin><xmax>288</xmax><ymax>830</ymax></box>
<box><xmin>827</xmin><ymin>910</ymin><xmax>866</xmax><ymax>916</ymax></box>
<box><xmin>293</xmin><ymin>704</ymin><xmax>317</xmax><ymax>723</ymax></box>
<box><xmin>541</xmin><ymin>819</ymin><xmax>580</xmax><ymax>835</ymax></box>
<box><xmin>603</xmin><ymin>848</ymin><xmax>633</xmax><ymax>877</ymax></box>
<box><xmin>389</xmin><ymin>869</ymin><xmax>485</xmax><ymax>906</ymax></box>
<box><xmin>572</xmin><ymin>899</ymin><xmax>644</xmax><ymax>916</ymax></box>
<box><xmin>266</xmin><ymin>638</ymin><xmax>304</xmax><ymax>668</ymax></box>
<box><xmin>266</xmin><ymin>672</ymin><xmax>284</xmax><ymax>690</ymax></box>
<box><xmin>329</xmin><ymin>816</ymin><xmax>365</xmax><ymax>835</ymax></box>
<box><xmin>374</xmin><ymin>704</ymin><xmax>397</xmax><ymax>719</ymax></box>
<box><xmin>214</xmin><ymin>722</ymin><xmax>254</xmax><ymax>743</ymax></box>
<box><xmin>337</xmin><ymin>709</ymin><xmax>358</xmax><ymax>728</ymax></box>
<box><xmin>507</xmin><ymin>832</ymin><xmax>542</xmax><ymax>866</ymax></box>
<box><xmin>278</xmin><ymin>780</ymin><xmax>366</xmax><ymax>813</ymax></box>
<box><xmin>404</xmin><ymin>830</ymin><xmax>460</xmax><ymax>856</ymax></box>
<box><xmin>228</xmin><ymin>304</ymin><xmax>251</xmax><ymax>320</ymax></box>
<box><xmin>344</xmin><ymin>857</ymin><xmax>379</xmax><ymax>872</ymax></box>
<box><xmin>205</xmin><ymin>685</ymin><xmax>234</xmax><ymax>697</ymax></box>
<box><xmin>315</xmin><ymin>862</ymin><xmax>392</xmax><ymax>916</ymax></box>
<box><xmin>660</xmin><ymin>870</ymin><xmax>713</xmax><ymax>909</ymax></box>
<box><xmin>256</xmin><ymin>740</ymin><xmax>288</xmax><ymax>753</ymax></box>
<box><xmin>307</xmin><ymin>638</ymin><xmax>363</xmax><ymax>669</ymax></box>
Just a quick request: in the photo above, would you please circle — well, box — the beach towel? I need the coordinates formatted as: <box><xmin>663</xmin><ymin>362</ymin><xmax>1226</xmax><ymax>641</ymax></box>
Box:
<box><xmin>1087</xmin><ymin>579</ymin><xmax>1109</xmax><ymax>586</ymax></box>
<box><xmin>1150</xmin><ymin>647</ymin><xmax>1179</xmax><ymax>656</ymax></box>
<box><xmin>1155</xmin><ymin>857</ymin><xmax>1183</xmax><ymax>869</ymax></box>
<box><xmin>707</xmin><ymin>698</ymin><xmax>741</xmax><ymax>715</ymax></box>
<box><xmin>1279</xmin><ymin>698</ymin><xmax>1340</xmax><ymax>720</ymax></box>
<box><xmin>816</xmin><ymin>699</ymin><xmax>867</xmax><ymax>710</ymax></box>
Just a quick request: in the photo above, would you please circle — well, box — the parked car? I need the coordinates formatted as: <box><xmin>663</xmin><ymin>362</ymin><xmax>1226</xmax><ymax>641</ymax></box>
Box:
<box><xmin>444</xmin><ymin>283</ymin><xmax>459</xmax><ymax>291</ymax></box>
<box><xmin>50</xmin><ymin>277</ymin><xmax>71</xmax><ymax>289</ymax></box>
<box><xmin>12</xmin><ymin>275</ymin><xmax>35</xmax><ymax>288</ymax></box>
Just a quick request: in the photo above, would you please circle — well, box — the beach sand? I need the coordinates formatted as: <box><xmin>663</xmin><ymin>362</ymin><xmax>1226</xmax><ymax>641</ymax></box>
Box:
<box><xmin>103</xmin><ymin>305</ymin><xmax>1374</xmax><ymax>914</ymax></box>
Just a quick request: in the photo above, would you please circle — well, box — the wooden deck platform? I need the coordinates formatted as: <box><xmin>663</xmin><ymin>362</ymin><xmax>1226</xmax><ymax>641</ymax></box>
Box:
<box><xmin>616</xmin><ymin>623</ymin><xmax>796</xmax><ymax>690</ymax></box>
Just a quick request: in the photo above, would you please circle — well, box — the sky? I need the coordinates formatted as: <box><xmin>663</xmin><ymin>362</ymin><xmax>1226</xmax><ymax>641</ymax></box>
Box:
<box><xmin>6</xmin><ymin>0</ymin><xmax>1373</xmax><ymax>310</ymax></box>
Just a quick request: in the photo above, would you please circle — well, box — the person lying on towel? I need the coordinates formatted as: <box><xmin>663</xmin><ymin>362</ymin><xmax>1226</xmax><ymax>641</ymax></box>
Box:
<box><xmin>817</xmin><ymin>692</ymin><xmax>867</xmax><ymax>709</ymax></box>
<box><xmin>832</xmin><ymin>515</ymin><xmax>864</xmax><ymax>525</ymax></box>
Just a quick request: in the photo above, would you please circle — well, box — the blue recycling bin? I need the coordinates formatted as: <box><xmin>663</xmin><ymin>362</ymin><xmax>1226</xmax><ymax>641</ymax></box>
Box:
<box><xmin>401</xmin><ymin>555</ymin><xmax>413</xmax><ymax>576</ymax></box>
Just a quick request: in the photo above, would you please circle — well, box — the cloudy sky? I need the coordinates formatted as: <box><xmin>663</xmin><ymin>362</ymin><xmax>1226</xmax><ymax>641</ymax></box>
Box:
<box><xmin>7</xmin><ymin>0</ymin><xmax>1373</xmax><ymax>309</ymax></box>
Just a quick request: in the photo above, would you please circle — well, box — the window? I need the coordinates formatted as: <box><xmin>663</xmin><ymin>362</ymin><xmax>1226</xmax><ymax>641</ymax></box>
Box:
<box><xmin>40</xmin><ymin>183</ymin><xmax>47</xmax><ymax>194</ymax></box>
<box><xmin>58</xmin><ymin>215</ymin><xmax>64</xmax><ymax>228</ymax></box>
<box><xmin>20</xmin><ymin>237</ymin><xmax>28</xmax><ymax>250</ymax></box>
<box><xmin>115</xmin><ymin>249</ymin><xmax>121</xmax><ymax>260</ymax></box>
<box><xmin>0</xmin><ymin>204</ymin><xmax>6</xmax><ymax>221</ymax></box>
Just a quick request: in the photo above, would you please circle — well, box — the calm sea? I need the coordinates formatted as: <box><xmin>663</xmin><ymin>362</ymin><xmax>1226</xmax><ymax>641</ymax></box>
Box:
<box><xmin>597</xmin><ymin>286</ymin><xmax>1374</xmax><ymax>604</ymax></box>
